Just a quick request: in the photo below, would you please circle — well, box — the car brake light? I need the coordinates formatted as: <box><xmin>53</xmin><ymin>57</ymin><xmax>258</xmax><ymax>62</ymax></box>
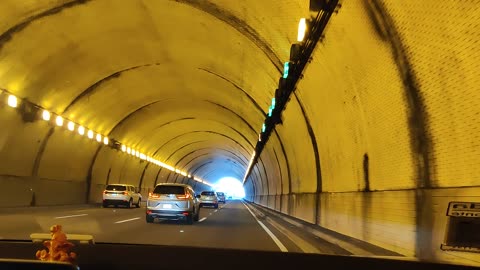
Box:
<box><xmin>123</xmin><ymin>191</ymin><xmax>128</xmax><ymax>195</ymax></box>
<box><xmin>146</xmin><ymin>210</ymin><xmax>152</xmax><ymax>214</ymax></box>
<box><xmin>149</xmin><ymin>193</ymin><xmax>159</xmax><ymax>198</ymax></box>
<box><xmin>176</xmin><ymin>193</ymin><xmax>191</xmax><ymax>199</ymax></box>
<box><xmin>103</xmin><ymin>191</ymin><xmax>107</xmax><ymax>194</ymax></box>
<box><xmin>182</xmin><ymin>212</ymin><xmax>189</xmax><ymax>216</ymax></box>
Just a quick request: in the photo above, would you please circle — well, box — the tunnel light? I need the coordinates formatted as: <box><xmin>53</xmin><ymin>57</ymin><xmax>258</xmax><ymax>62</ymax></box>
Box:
<box><xmin>7</xmin><ymin>95</ymin><xmax>17</xmax><ymax>108</ymax></box>
<box><xmin>283</xmin><ymin>62</ymin><xmax>290</xmax><ymax>79</ymax></box>
<box><xmin>140</xmin><ymin>153</ymin><xmax>146</xmax><ymax>160</ymax></box>
<box><xmin>146</xmin><ymin>156</ymin><xmax>151</xmax><ymax>162</ymax></box>
<box><xmin>42</xmin><ymin>110</ymin><xmax>51</xmax><ymax>121</ymax></box>
<box><xmin>180</xmin><ymin>171</ymin><xmax>187</xmax><ymax>176</ymax></box>
<box><xmin>262</xmin><ymin>123</ymin><xmax>266</xmax><ymax>133</ymax></box>
<box><xmin>96</xmin><ymin>134</ymin><xmax>102</xmax><ymax>142</ymax></box>
<box><xmin>67</xmin><ymin>121</ymin><xmax>75</xmax><ymax>131</ymax></box>
<box><xmin>259</xmin><ymin>133</ymin><xmax>262</xmax><ymax>142</ymax></box>
<box><xmin>103</xmin><ymin>137</ymin><xmax>109</xmax><ymax>145</ymax></box>
<box><xmin>188</xmin><ymin>174</ymin><xmax>191</xmax><ymax>178</ymax></box>
<box><xmin>55</xmin><ymin>116</ymin><xmax>63</xmax><ymax>126</ymax></box>
<box><xmin>78</xmin><ymin>126</ymin><xmax>85</xmax><ymax>136</ymax></box>
<box><xmin>175</xmin><ymin>169</ymin><xmax>181</xmax><ymax>174</ymax></box>
<box><xmin>268</xmin><ymin>107</ymin><xmax>273</xmax><ymax>117</ymax></box>
<box><xmin>121</xmin><ymin>145</ymin><xmax>127</xmax><ymax>152</ymax></box>
<box><xmin>127</xmin><ymin>147</ymin><xmax>131</xmax><ymax>154</ymax></box>
<box><xmin>87</xmin><ymin>130</ymin><xmax>94</xmax><ymax>139</ymax></box>
<box><xmin>297</xmin><ymin>18</ymin><xmax>307</xmax><ymax>42</ymax></box>
<box><xmin>135</xmin><ymin>151</ymin><xmax>140</xmax><ymax>158</ymax></box>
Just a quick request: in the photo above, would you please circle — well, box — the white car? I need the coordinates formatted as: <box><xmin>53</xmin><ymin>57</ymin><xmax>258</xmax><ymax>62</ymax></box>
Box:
<box><xmin>102</xmin><ymin>184</ymin><xmax>142</xmax><ymax>208</ymax></box>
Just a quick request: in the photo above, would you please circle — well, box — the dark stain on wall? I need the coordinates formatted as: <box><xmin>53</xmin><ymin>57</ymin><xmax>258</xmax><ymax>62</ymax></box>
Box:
<box><xmin>363</xmin><ymin>0</ymin><xmax>432</xmax><ymax>188</ymax></box>
<box><xmin>175</xmin><ymin>0</ymin><xmax>282</xmax><ymax>73</ymax></box>
<box><xmin>0</xmin><ymin>0</ymin><xmax>91</xmax><ymax>51</ymax></box>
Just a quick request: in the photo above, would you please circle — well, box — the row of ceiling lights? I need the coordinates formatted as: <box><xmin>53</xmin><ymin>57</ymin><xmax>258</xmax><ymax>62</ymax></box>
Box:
<box><xmin>1</xmin><ymin>90</ymin><xmax>212</xmax><ymax>186</ymax></box>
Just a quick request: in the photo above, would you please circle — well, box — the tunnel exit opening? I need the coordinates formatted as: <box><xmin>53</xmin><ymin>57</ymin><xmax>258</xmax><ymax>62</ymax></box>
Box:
<box><xmin>213</xmin><ymin>177</ymin><xmax>245</xmax><ymax>199</ymax></box>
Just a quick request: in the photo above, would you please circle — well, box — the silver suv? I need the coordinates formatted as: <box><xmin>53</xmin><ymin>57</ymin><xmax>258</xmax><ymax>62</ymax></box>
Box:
<box><xmin>146</xmin><ymin>183</ymin><xmax>200</xmax><ymax>225</ymax></box>
<box><xmin>102</xmin><ymin>184</ymin><xmax>142</xmax><ymax>208</ymax></box>
<box><xmin>199</xmin><ymin>191</ymin><xmax>219</xmax><ymax>208</ymax></box>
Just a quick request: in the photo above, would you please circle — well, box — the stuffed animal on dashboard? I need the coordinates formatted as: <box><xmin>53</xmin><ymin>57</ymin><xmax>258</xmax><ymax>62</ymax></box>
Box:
<box><xmin>35</xmin><ymin>224</ymin><xmax>77</xmax><ymax>263</ymax></box>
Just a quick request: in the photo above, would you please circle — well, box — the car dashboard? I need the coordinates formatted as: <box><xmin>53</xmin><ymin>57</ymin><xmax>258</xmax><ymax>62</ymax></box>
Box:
<box><xmin>0</xmin><ymin>240</ymin><xmax>478</xmax><ymax>270</ymax></box>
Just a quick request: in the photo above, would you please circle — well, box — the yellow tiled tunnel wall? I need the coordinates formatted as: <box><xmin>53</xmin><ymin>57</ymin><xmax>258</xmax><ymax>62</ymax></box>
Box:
<box><xmin>253</xmin><ymin>0</ymin><xmax>480</xmax><ymax>264</ymax></box>
<box><xmin>384</xmin><ymin>1</ymin><xmax>480</xmax><ymax>187</ymax></box>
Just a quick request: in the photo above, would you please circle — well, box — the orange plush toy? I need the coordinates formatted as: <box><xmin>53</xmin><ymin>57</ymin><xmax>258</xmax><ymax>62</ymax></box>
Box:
<box><xmin>36</xmin><ymin>225</ymin><xmax>77</xmax><ymax>263</ymax></box>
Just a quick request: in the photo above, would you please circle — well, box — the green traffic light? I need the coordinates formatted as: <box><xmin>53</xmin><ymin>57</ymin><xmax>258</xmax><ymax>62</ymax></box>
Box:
<box><xmin>283</xmin><ymin>62</ymin><xmax>289</xmax><ymax>79</ymax></box>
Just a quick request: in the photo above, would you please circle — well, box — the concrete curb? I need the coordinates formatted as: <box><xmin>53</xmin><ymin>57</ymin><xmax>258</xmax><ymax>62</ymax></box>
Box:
<box><xmin>245</xmin><ymin>200</ymin><xmax>404</xmax><ymax>257</ymax></box>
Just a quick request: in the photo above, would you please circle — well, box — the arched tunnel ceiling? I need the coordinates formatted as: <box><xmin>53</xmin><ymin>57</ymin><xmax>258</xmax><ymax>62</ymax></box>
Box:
<box><xmin>0</xmin><ymin>0</ymin><xmax>308</xmax><ymax>183</ymax></box>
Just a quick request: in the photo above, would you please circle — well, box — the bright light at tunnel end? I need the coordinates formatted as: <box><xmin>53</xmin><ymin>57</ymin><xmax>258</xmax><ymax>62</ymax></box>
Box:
<box><xmin>213</xmin><ymin>177</ymin><xmax>245</xmax><ymax>199</ymax></box>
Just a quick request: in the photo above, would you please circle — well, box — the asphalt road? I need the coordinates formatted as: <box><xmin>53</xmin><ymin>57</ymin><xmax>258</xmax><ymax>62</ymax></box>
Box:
<box><xmin>0</xmin><ymin>200</ymin><xmax>285</xmax><ymax>252</ymax></box>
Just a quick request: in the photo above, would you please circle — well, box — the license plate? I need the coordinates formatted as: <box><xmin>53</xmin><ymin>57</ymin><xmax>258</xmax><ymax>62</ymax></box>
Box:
<box><xmin>163</xmin><ymin>204</ymin><xmax>172</xmax><ymax>209</ymax></box>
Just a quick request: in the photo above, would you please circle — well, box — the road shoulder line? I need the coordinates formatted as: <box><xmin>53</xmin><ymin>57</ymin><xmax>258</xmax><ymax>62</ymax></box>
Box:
<box><xmin>242</xmin><ymin>202</ymin><xmax>288</xmax><ymax>252</ymax></box>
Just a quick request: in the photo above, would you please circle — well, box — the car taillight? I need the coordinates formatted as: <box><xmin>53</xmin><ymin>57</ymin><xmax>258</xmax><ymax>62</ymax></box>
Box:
<box><xmin>176</xmin><ymin>193</ymin><xmax>191</xmax><ymax>199</ymax></box>
<box><xmin>103</xmin><ymin>191</ymin><xmax>107</xmax><ymax>194</ymax></box>
<box><xmin>123</xmin><ymin>191</ymin><xmax>128</xmax><ymax>195</ymax></box>
<box><xmin>149</xmin><ymin>193</ymin><xmax>159</xmax><ymax>198</ymax></box>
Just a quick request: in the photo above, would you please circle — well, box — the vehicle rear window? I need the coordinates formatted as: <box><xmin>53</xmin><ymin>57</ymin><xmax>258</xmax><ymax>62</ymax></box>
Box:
<box><xmin>201</xmin><ymin>191</ymin><xmax>215</xmax><ymax>196</ymax></box>
<box><xmin>106</xmin><ymin>185</ymin><xmax>126</xmax><ymax>191</ymax></box>
<box><xmin>216</xmin><ymin>192</ymin><xmax>224</xmax><ymax>196</ymax></box>
<box><xmin>153</xmin><ymin>185</ymin><xmax>185</xmax><ymax>195</ymax></box>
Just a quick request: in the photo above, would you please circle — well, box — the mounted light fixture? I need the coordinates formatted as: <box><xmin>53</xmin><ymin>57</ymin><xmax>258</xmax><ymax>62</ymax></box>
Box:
<box><xmin>87</xmin><ymin>130</ymin><xmax>94</xmax><ymax>139</ymax></box>
<box><xmin>7</xmin><ymin>95</ymin><xmax>17</xmax><ymax>108</ymax></box>
<box><xmin>42</xmin><ymin>110</ymin><xmax>51</xmax><ymax>121</ymax></box>
<box><xmin>68</xmin><ymin>121</ymin><xmax>75</xmax><ymax>131</ymax></box>
<box><xmin>78</xmin><ymin>126</ymin><xmax>85</xmax><ymax>136</ymax></box>
<box><xmin>103</xmin><ymin>137</ymin><xmax>109</xmax><ymax>145</ymax></box>
<box><xmin>297</xmin><ymin>18</ymin><xmax>307</xmax><ymax>42</ymax></box>
<box><xmin>96</xmin><ymin>134</ymin><xmax>102</xmax><ymax>142</ymax></box>
<box><xmin>121</xmin><ymin>145</ymin><xmax>127</xmax><ymax>152</ymax></box>
<box><xmin>55</xmin><ymin>116</ymin><xmax>63</xmax><ymax>126</ymax></box>
<box><xmin>127</xmin><ymin>147</ymin><xmax>131</xmax><ymax>154</ymax></box>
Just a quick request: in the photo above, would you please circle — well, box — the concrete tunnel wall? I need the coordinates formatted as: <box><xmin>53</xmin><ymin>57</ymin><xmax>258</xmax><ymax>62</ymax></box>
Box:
<box><xmin>0</xmin><ymin>0</ymin><xmax>479</xmax><ymax>265</ymax></box>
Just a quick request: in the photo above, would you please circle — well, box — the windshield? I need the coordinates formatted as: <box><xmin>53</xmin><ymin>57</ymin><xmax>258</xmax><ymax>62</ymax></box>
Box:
<box><xmin>1</xmin><ymin>1</ymin><xmax>479</xmax><ymax>268</ymax></box>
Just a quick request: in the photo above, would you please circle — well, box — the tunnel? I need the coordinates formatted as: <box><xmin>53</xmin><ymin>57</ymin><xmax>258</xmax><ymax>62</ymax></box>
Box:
<box><xmin>1</xmin><ymin>0</ymin><xmax>479</xmax><ymax>266</ymax></box>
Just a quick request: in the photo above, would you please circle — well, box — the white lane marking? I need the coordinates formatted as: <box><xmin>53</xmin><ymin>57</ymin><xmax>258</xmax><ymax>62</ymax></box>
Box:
<box><xmin>114</xmin><ymin>217</ymin><xmax>140</xmax><ymax>224</ymax></box>
<box><xmin>209</xmin><ymin>213</ymin><xmax>212</xmax><ymax>215</ymax></box>
<box><xmin>242</xmin><ymin>202</ymin><xmax>288</xmax><ymax>252</ymax></box>
<box><xmin>199</xmin><ymin>217</ymin><xmax>207</xmax><ymax>222</ymax></box>
<box><xmin>214</xmin><ymin>210</ymin><xmax>218</xmax><ymax>213</ymax></box>
<box><xmin>54</xmin><ymin>214</ymin><xmax>88</xmax><ymax>219</ymax></box>
<box><xmin>180</xmin><ymin>230</ymin><xmax>184</xmax><ymax>233</ymax></box>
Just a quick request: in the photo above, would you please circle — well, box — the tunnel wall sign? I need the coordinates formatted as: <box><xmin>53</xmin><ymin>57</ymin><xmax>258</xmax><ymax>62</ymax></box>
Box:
<box><xmin>441</xmin><ymin>201</ymin><xmax>480</xmax><ymax>253</ymax></box>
